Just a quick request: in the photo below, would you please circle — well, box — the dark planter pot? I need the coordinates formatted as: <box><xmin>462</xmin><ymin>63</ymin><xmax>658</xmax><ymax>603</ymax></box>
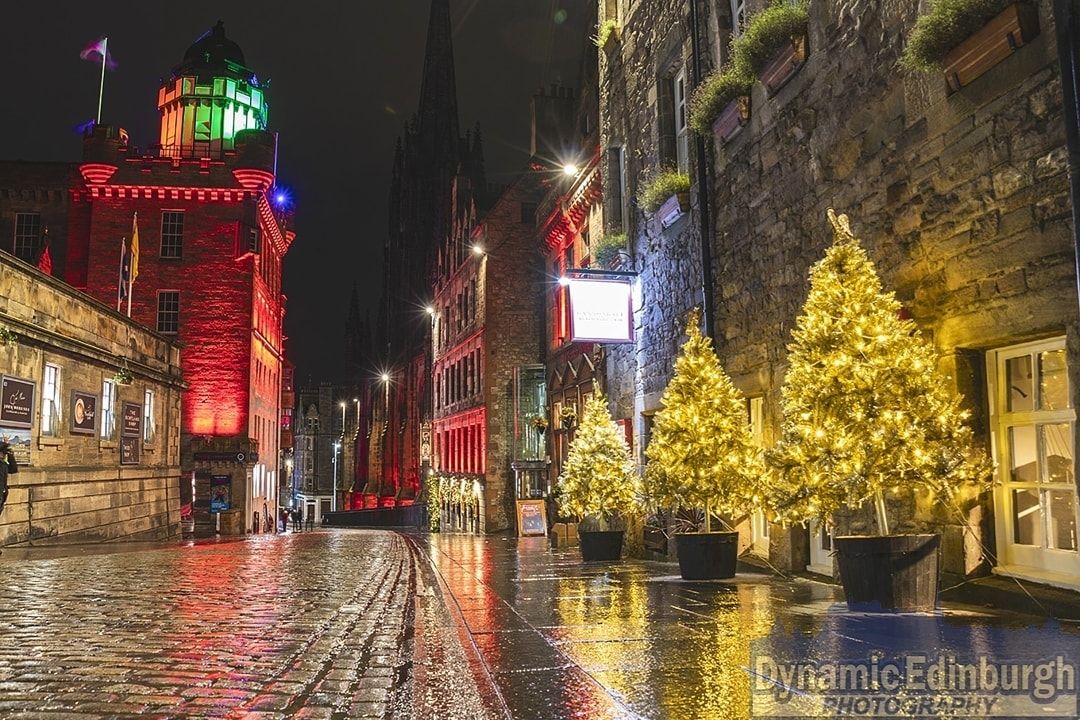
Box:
<box><xmin>658</xmin><ymin>192</ymin><xmax>691</xmax><ymax>229</ymax></box>
<box><xmin>835</xmin><ymin>534</ymin><xmax>940</xmax><ymax>612</ymax></box>
<box><xmin>711</xmin><ymin>95</ymin><xmax>751</xmax><ymax>144</ymax></box>
<box><xmin>579</xmin><ymin>530</ymin><xmax>624</xmax><ymax>561</ymax></box>
<box><xmin>675</xmin><ymin>531</ymin><xmax>739</xmax><ymax>580</ymax></box>
<box><xmin>943</xmin><ymin>2</ymin><xmax>1040</xmax><ymax>91</ymax></box>
<box><xmin>760</xmin><ymin>33</ymin><xmax>808</xmax><ymax>95</ymax></box>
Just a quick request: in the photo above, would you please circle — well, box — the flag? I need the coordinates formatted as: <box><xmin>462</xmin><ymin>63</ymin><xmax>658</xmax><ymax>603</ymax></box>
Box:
<box><xmin>129</xmin><ymin>213</ymin><xmax>139</xmax><ymax>284</ymax></box>
<box><xmin>80</xmin><ymin>37</ymin><xmax>117</xmax><ymax>70</ymax></box>
<box><xmin>36</xmin><ymin>227</ymin><xmax>52</xmax><ymax>276</ymax></box>
<box><xmin>118</xmin><ymin>236</ymin><xmax>129</xmax><ymax>310</ymax></box>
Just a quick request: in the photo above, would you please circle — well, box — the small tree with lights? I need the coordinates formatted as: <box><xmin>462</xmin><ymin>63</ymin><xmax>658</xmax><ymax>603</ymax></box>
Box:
<box><xmin>644</xmin><ymin>308</ymin><xmax>765</xmax><ymax>578</ymax></box>
<box><xmin>767</xmin><ymin>210</ymin><xmax>991</xmax><ymax>609</ymax></box>
<box><xmin>557</xmin><ymin>391</ymin><xmax>640</xmax><ymax>560</ymax></box>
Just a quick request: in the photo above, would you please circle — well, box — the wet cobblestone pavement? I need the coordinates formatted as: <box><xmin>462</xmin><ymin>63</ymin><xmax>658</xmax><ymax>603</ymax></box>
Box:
<box><xmin>418</xmin><ymin>534</ymin><xmax>1080</xmax><ymax>720</ymax></box>
<box><xmin>0</xmin><ymin>530</ymin><xmax>499</xmax><ymax>719</ymax></box>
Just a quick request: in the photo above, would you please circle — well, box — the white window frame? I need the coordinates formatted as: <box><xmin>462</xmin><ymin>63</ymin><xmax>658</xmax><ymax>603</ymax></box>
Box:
<box><xmin>674</xmin><ymin>67</ymin><xmax>689</xmax><ymax>174</ymax></box>
<box><xmin>988</xmin><ymin>337</ymin><xmax>1079</xmax><ymax>588</ymax></box>
<box><xmin>101</xmin><ymin>379</ymin><xmax>116</xmax><ymax>440</ymax></box>
<box><xmin>41</xmin><ymin>363</ymin><xmax>62</xmax><ymax>436</ymax></box>
<box><xmin>143</xmin><ymin>389</ymin><xmax>156</xmax><ymax>444</ymax></box>
<box><xmin>730</xmin><ymin>0</ymin><xmax>747</xmax><ymax>37</ymax></box>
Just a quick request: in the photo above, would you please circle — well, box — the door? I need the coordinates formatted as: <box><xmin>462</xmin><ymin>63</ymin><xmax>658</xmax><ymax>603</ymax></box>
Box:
<box><xmin>807</xmin><ymin>519</ymin><xmax>834</xmax><ymax>577</ymax></box>
<box><xmin>989</xmin><ymin>338</ymin><xmax>1079</xmax><ymax>586</ymax></box>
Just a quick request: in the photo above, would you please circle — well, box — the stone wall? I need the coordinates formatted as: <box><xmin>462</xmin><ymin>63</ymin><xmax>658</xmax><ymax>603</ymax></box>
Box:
<box><xmin>706</xmin><ymin>0</ymin><xmax>1074</xmax><ymax>575</ymax></box>
<box><xmin>0</xmin><ymin>251</ymin><xmax>184</xmax><ymax>545</ymax></box>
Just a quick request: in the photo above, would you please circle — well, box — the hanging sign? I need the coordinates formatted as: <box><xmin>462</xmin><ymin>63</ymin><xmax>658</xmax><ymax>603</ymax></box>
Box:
<box><xmin>568</xmin><ymin>278</ymin><xmax>634</xmax><ymax>344</ymax></box>
<box><xmin>0</xmin><ymin>375</ymin><xmax>35</xmax><ymax>428</ymax></box>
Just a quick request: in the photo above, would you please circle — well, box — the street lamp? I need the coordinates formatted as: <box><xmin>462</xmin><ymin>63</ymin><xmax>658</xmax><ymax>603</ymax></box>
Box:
<box><xmin>353</xmin><ymin>397</ymin><xmax>360</xmax><ymax>428</ymax></box>
<box><xmin>331</xmin><ymin>440</ymin><xmax>341</xmax><ymax>512</ymax></box>
<box><xmin>339</xmin><ymin>401</ymin><xmax>347</xmax><ymax>436</ymax></box>
<box><xmin>471</xmin><ymin>244</ymin><xmax>485</xmax><ymax>256</ymax></box>
<box><xmin>561</xmin><ymin>163</ymin><xmax>579</xmax><ymax>177</ymax></box>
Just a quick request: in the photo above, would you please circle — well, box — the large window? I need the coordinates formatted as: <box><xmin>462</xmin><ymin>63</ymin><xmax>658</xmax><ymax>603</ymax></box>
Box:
<box><xmin>14</xmin><ymin>213</ymin><xmax>41</xmax><ymax>262</ymax></box>
<box><xmin>41</xmin><ymin>363</ymin><xmax>61</xmax><ymax>436</ymax></box>
<box><xmin>157</xmin><ymin>291</ymin><xmax>180</xmax><ymax>334</ymax></box>
<box><xmin>101</xmin><ymin>379</ymin><xmax>116</xmax><ymax>440</ymax></box>
<box><xmin>160</xmin><ymin>211</ymin><xmax>184</xmax><ymax>258</ymax></box>
<box><xmin>990</xmin><ymin>337</ymin><xmax>1078</xmax><ymax>584</ymax></box>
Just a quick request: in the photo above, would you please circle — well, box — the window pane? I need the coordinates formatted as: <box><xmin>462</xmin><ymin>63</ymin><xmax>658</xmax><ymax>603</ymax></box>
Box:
<box><xmin>1013</xmin><ymin>488</ymin><xmax>1043</xmax><ymax>546</ymax></box>
<box><xmin>1006</xmin><ymin>354</ymin><xmax>1034</xmax><ymax>412</ymax></box>
<box><xmin>1008</xmin><ymin>425</ymin><xmax>1038</xmax><ymax>483</ymax></box>
<box><xmin>1042</xmin><ymin>423</ymin><xmax>1074</xmax><ymax>485</ymax></box>
<box><xmin>1039</xmin><ymin>349</ymin><xmax>1069</xmax><ymax>411</ymax></box>
<box><xmin>1048</xmin><ymin>490</ymin><xmax>1078</xmax><ymax>551</ymax></box>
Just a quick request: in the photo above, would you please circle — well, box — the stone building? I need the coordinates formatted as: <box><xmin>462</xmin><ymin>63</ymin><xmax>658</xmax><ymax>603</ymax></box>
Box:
<box><xmin>292</xmin><ymin>384</ymin><xmax>349</xmax><ymax>525</ymax></box>
<box><xmin>0</xmin><ymin>251</ymin><xmax>184</xmax><ymax>545</ymax></box>
<box><xmin>599</xmin><ymin>0</ymin><xmax>1079</xmax><ymax>586</ymax></box>
<box><xmin>432</xmin><ymin>173</ymin><xmax>545</xmax><ymax>532</ymax></box>
<box><xmin>66</xmin><ymin>24</ymin><xmax>293</xmax><ymax>536</ymax></box>
<box><xmin>0</xmin><ymin>162</ymin><xmax>80</xmax><ymax>277</ymax></box>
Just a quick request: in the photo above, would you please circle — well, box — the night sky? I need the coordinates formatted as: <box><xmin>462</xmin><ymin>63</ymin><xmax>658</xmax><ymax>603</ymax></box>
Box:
<box><xmin>0</xmin><ymin>1</ymin><xmax>590</xmax><ymax>384</ymax></box>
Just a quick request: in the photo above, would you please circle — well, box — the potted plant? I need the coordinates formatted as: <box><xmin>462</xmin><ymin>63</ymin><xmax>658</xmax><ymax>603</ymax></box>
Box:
<box><xmin>113</xmin><ymin>367</ymin><xmax>134</xmax><ymax>386</ymax></box>
<box><xmin>556</xmin><ymin>392</ymin><xmax>640</xmax><ymax>562</ymax></box>
<box><xmin>735</xmin><ymin>0</ymin><xmax>810</xmax><ymax>95</ymax></box>
<box><xmin>767</xmin><ymin>210</ymin><xmax>992</xmax><ymax>612</ymax></box>
<box><xmin>644</xmin><ymin>308</ymin><xmax>765</xmax><ymax>580</ymax></box>
<box><xmin>593</xmin><ymin>18</ymin><xmax>621</xmax><ymax>53</ymax></box>
<box><xmin>559</xmin><ymin>404</ymin><xmax>577</xmax><ymax>430</ymax></box>
<box><xmin>901</xmin><ymin>0</ymin><xmax>1039</xmax><ymax>91</ymax></box>
<box><xmin>531</xmin><ymin>415</ymin><xmax>549</xmax><ymax>435</ymax></box>
<box><xmin>0</xmin><ymin>327</ymin><xmax>16</xmax><ymax>347</ymax></box>
<box><xmin>638</xmin><ymin>169</ymin><xmax>691</xmax><ymax>229</ymax></box>
<box><xmin>592</xmin><ymin>233</ymin><xmax>628</xmax><ymax>269</ymax></box>
<box><xmin>689</xmin><ymin>61</ymin><xmax>754</xmax><ymax>143</ymax></box>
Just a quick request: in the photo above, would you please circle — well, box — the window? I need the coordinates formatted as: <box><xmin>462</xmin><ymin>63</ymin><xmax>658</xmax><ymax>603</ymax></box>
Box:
<box><xmin>143</xmin><ymin>389</ymin><xmax>156</xmax><ymax>443</ymax></box>
<box><xmin>41</xmin><ymin>363</ymin><xmax>61</xmax><ymax>436</ymax></box>
<box><xmin>730</xmin><ymin>0</ymin><xmax>747</xmax><ymax>37</ymax></box>
<box><xmin>674</xmin><ymin>67</ymin><xmax>689</xmax><ymax>174</ymax></box>
<box><xmin>247</xmin><ymin>226</ymin><xmax>261</xmax><ymax>255</ymax></box>
<box><xmin>101</xmin><ymin>379</ymin><xmax>116</xmax><ymax>439</ymax></box>
<box><xmin>14</xmin><ymin>213</ymin><xmax>41</xmax><ymax>262</ymax></box>
<box><xmin>607</xmin><ymin>146</ymin><xmax>628</xmax><ymax>233</ymax></box>
<box><xmin>520</xmin><ymin>203</ymin><xmax>537</xmax><ymax>225</ymax></box>
<box><xmin>157</xmin><ymin>291</ymin><xmax>180</xmax><ymax>333</ymax></box>
<box><xmin>160</xmin><ymin>211</ymin><xmax>184</xmax><ymax>258</ymax></box>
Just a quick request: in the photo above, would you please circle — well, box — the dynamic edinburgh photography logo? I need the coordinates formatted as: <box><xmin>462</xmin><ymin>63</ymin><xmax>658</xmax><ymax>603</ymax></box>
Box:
<box><xmin>751</xmin><ymin>651</ymin><xmax>1077</xmax><ymax>717</ymax></box>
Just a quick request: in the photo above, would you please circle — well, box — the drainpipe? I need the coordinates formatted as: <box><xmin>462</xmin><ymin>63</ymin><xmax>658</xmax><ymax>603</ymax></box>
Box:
<box><xmin>1054</xmin><ymin>0</ymin><xmax>1080</xmax><ymax>321</ymax></box>
<box><xmin>688</xmin><ymin>0</ymin><xmax>716</xmax><ymax>340</ymax></box>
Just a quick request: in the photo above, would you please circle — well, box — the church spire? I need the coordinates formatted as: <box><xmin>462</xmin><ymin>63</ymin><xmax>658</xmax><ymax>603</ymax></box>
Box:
<box><xmin>417</xmin><ymin>0</ymin><xmax>459</xmax><ymax>155</ymax></box>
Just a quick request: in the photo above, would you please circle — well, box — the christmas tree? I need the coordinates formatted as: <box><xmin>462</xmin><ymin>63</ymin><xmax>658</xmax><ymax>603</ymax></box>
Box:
<box><xmin>557</xmin><ymin>392</ymin><xmax>640</xmax><ymax>525</ymax></box>
<box><xmin>767</xmin><ymin>210</ymin><xmax>991</xmax><ymax>533</ymax></box>
<box><xmin>644</xmin><ymin>308</ymin><xmax>764</xmax><ymax>529</ymax></box>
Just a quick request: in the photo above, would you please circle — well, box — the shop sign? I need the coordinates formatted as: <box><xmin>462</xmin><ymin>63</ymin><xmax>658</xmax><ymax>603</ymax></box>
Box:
<box><xmin>568</xmin><ymin>278</ymin><xmax>634</xmax><ymax>344</ymax></box>
<box><xmin>120</xmin><ymin>436</ymin><xmax>140</xmax><ymax>465</ymax></box>
<box><xmin>70</xmin><ymin>390</ymin><xmax>98</xmax><ymax>435</ymax></box>
<box><xmin>122</xmin><ymin>402</ymin><xmax>142</xmax><ymax>438</ymax></box>
<box><xmin>0</xmin><ymin>375</ymin><xmax>35</xmax><ymax>428</ymax></box>
<box><xmin>210</xmin><ymin>474</ymin><xmax>231</xmax><ymax>512</ymax></box>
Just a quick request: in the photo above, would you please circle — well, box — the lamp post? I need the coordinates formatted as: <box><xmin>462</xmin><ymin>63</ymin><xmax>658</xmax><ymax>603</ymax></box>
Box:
<box><xmin>339</xmin><ymin>401</ymin><xmax>347</xmax><ymax>436</ymax></box>
<box><xmin>331</xmin><ymin>441</ymin><xmax>341</xmax><ymax>512</ymax></box>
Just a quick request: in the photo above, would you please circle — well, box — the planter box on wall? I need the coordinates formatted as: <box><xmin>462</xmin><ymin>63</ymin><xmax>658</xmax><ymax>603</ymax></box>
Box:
<box><xmin>658</xmin><ymin>192</ymin><xmax>691</xmax><ymax>229</ymax></box>
<box><xmin>760</xmin><ymin>34</ymin><xmax>808</xmax><ymax>95</ymax></box>
<box><xmin>943</xmin><ymin>3</ymin><xmax>1040</xmax><ymax>91</ymax></box>
<box><xmin>711</xmin><ymin>96</ymin><xmax>751</xmax><ymax>144</ymax></box>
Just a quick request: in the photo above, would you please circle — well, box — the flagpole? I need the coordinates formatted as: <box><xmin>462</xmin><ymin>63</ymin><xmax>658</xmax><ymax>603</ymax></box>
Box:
<box><xmin>96</xmin><ymin>37</ymin><xmax>107</xmax><ymax>124</ymax></box>
<box><xmin>117</xmin><ymin>235</ymin><xmax>125</xmax><ymax>312</ymax></box>
<box><xmin>126</xmin><ymin>275</ymin><xmax>133</xmax><ymax>318</ymax></box>
<box><xmin>127</xmin><ymin>211</ymin><xmax>137</xmax><ymax>318</ymax></box>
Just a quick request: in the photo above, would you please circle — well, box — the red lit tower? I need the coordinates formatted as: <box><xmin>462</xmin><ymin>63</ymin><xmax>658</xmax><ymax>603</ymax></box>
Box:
<box><xmin>69</xmin><ymin>22</ymin><xmax>293</xmax><ymax>535</ymax></box>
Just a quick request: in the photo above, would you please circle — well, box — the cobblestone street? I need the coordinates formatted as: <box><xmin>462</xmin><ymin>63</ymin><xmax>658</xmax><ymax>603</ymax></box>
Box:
<box><xmin>0</xmin><ymin>530</ymin><xmax>498</xmax><ymax>720</ymax></box>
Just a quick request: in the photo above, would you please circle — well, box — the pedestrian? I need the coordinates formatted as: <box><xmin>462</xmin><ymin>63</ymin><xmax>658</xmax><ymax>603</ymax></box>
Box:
<box><xmin>293</xmin><ymin>507</ymin><xmax>302</xmax><ymax>533</ymax></box>
<box><xmin>0</xmin><ymin>440</ymin><xmax>14</xmax><ymax>515</ymax></box>
<box><xmin>305</xmin><ymin>508</ymin><xmax>314</xmax><ymax>532</ymax></box>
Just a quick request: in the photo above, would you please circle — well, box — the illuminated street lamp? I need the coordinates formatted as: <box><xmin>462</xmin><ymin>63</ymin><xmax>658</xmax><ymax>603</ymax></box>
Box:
<box><xmin>561</xmin><ymin>163</ymin><xmax>579</xmax><ymax>177</ymax></box>
<box><xmin>425</xmin><ymin>305</ymin><xmax>436</xmax><ymax>316</ymax></box>
<box><xmin>471</xmin><ymin>244</ymin><xmax>485</xmax><ymax>256</ymax></box>
<box><xmin>331</xmin><ymin>441</ymin><xmax>341</xmax><ymax>512</ymax></box>
<box><xmin>339</xmin><ymin>401</ymin><xmax>347</xmax><ymax>436</ymax></box>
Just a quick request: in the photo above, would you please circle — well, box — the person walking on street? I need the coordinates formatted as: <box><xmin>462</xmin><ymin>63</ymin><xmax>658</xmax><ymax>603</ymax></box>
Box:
<box><xmin>0</xmin><ymin>441</ymin><xmax>16</xmax><ymax>555</ymax></box>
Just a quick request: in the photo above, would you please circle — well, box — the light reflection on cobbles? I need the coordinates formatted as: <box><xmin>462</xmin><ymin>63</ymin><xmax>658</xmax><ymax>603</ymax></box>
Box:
<box><xmin>0</xmin><ymin>530</ymin><xmax>412</xmax><ymax>719</ymax></box>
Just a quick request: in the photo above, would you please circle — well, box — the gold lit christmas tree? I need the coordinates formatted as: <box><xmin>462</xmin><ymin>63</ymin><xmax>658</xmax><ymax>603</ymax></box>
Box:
<box><xmin>557</xmin><ymin>392</ymin><xmax>640</xmax><ymax>525</ymax></box>
<box><xmin>767</xmin><ymin>210</ymin><xmax>991</xmax><ymax>533</ymax></box>
<box><xmin>645</xmin><ymin>308</ymin><xmax>764</xmax><ymax>528</ymax></box>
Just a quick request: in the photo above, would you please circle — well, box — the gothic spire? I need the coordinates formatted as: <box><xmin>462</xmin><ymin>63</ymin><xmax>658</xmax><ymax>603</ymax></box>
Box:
<box><xmin>417</xmin><ymin>0</ymin><xmax>459</xmax><ymax>155</ymax></box>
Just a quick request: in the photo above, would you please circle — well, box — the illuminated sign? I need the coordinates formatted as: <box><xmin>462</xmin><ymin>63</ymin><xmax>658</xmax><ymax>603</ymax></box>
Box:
<box><xmin>568</xmin><ymin>278</ymin><xmax>634</xmax><ymax>343</ymax></box>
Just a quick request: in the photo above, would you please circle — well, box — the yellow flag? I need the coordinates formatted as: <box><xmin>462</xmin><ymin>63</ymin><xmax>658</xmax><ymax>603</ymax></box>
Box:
<box><xmin>129</xmin><ymin>212</ymin><xmax>139</xmax><ymax>283</ymax></box>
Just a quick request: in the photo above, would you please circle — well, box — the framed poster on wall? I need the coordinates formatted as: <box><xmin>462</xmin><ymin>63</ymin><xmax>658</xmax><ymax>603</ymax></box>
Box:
<box><xmin>0</xmin><ymin>427</ymin><xmax>31</xmax><ymax>466</ymax></box>
<box><xmin>122</xmin><ymin>402</ymin><xmax>142</xmax><ymax>438</ymax></box>
<box><xmin>120</xmin><ymin>436</ymin><xmax>140</xmax><ymax>465</ymax></box>
<box><xmin>516</xmin><ymin>499</ymin><xmax>548</xmax><ymax>537</ymax></box>
<box><xmin>0</xmin><ymin>375</ymin><xmax>35</xmax><ymax>428</ymax></box>
<box><xmin>70</xmin><ymin>390</ymin><xmax>98</xmax><ymax>435</ymax></box>
<box><xmin>210</xmin><ymin>474</ymin><xmax>231</xmax><ymax>512</ymax></box>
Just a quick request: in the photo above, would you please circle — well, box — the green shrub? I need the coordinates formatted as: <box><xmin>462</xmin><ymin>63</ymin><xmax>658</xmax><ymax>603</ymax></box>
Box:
<box><xmin>901</xmin><ymin>0</ymin><xmax>1017</xmax><ymax>72</ymax></box>
<box><xmin>592</xmin><ymin>233</ymin><xmax>627</xmax><ymax>267</ymax></box>
<box><xmin>593</xmin><ymin>19</ymin><xmax>620</xmax><ymax>48</ymax></box>
<box><xmin>637</xmin><ymin>170</ymin><xmax>690</xmax><ymax>213</ymax></box>
<box><xmin>731</xmin><ymin>0</ymin><xmax>810</xmax><ymax>74</ymax></box>
<box><xmin>688</xmin><ymin>63</ymin><xmax>755</xmax><ymax>135</ymax></box>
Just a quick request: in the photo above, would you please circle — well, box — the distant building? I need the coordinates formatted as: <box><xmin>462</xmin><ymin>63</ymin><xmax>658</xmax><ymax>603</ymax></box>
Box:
<box><xmin>293</xmin><ymin>383</ymin><xmax>349</xmax><ymax>525</ymax></box>
<box><xmin>0</xmin><ymin>251</ymin><xmax>184</xmax><ymax>545</ymax></box>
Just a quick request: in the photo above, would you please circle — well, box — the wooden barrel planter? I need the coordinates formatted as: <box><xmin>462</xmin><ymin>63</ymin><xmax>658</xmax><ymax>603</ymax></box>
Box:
<box><xmin>711</xmin><ymin>96</ymin><xmax>751</xmax><ymax>144</ymax></box>
<box><xmin>675</xmin><ymin>531</ymin><xmax>739</xmax><ymax>580</ymax></box>
<box><xmin>834</xmin><ymin>534</ymin><xmax>940</xmax><ymax>612</ymax></box>
<box><xmin>579</xmin><ymin>530</ymin><xmax>624</xmax><ymax>561</ymax></box>
<box><xmin>943</xmin><ymin>3</ymin><xmax>1040</xmax><ymax>91</ymax></box>
<box><xmin>760</xmin><ymin>33</ymin><xmax>808</xmax><ymax>95</ymax></box>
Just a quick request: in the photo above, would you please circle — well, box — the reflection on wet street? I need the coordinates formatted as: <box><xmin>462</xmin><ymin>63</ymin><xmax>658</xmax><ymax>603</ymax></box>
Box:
<box><xmin>419</xmin><ymin>534</ymin><xmax>1080</xmax><ymax>720</ymax></box>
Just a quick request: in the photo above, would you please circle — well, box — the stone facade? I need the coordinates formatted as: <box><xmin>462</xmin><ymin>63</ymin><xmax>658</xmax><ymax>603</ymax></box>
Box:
<box><xmin>599</xmin><ymin>0</ymin><xmax>1079</xmax><ymax>583</ymax></box>
<box><xmin>0</xmin><ymin>251</ymin><xmax>184</xmax><ymax>545</ymax></box>
<box><xmin>0</xmin><ymin>162</ymin><xmax>81</xmax><ymax>279</ymax></box>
